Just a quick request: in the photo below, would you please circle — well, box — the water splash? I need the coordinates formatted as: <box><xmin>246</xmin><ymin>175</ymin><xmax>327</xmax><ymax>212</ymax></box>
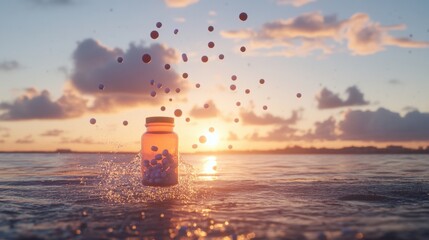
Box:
<box><xmin>97</xmin><ymin>153</ymin><xmax>198</xmax><ymax>203</ymax></box>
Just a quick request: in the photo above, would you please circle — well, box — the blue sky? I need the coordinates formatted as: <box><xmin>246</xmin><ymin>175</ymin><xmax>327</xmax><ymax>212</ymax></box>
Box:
<box><xmin>1</xmin><ymin>0</ymin><xmax>429</xmax><ymax>152</ymax></box>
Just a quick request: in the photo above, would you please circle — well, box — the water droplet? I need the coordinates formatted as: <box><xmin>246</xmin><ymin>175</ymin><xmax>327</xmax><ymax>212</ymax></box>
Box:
<box><xmin>169</xmin><ymin>98</ymin><xmax>173</xmax><ymax>102</ymax></box>
<box><xmin>201</xmin><ymin>55</ymin><xmax>208</xmax><ymax>63</ymax></box>
<box><xmin>259</xmin><ymin>79</ymin><xmax>265</xmax><ymax>84</ymax></box>
<box><xmin>175</xmin><ymin>88</ymin><xmax>181</xmax><ymax>93</ymax></box>
<box><xmin>196</xmin><ymin>83</ymin><xmax>200</xmax><ymax>88</ymax></box>
<box><xmin>150</xmin><ymin>91</ymin><xmax>156</xmax><ymax>97</ymax></box>
<box><xmin>240</xmin><ymin>46</ymin><xmax>246</xmax><ymax>52</ymax></box>
<box><xmin>192</xmin><ymin>144</ymin><xmax>198</xmax><ymax>149</ymax></box>
<box><xmin>150</xmin><ymin>30</ymin><xmax>159</xmax><ymax>40</ymax></box>
<box><xmin>156</xmin><ymin>22</ymin><xmax>162</xmax><ymax>28</ymax></box>
<box><xmin>174</xmin><ymin>29</ymin><xmax>179</xmax><ymax>34</ymax></box>
<box><xmin>228</xmin><ymin>144</ymin><xmax>233</xmax><ymax>150</ymax></box>
<box><xmin>209</xmin><ymin>127</ymin><xmax>215</xmax><ymax>132</ymax></box>
<box><xmin>150</xmin><ymin>79</ymin><xmax>155</xmax><ymax>85</ymax></box>
<box><xmin>234</xmin><ymin>118</ymin><xmax>239</xmax><ymax>123</ymax></box>
<box><xmin>296</xmin><ymin>93</ymin><xmax>302</xmax><ymax>98</ymax></box>
<box><xmin>236</xmin><ymin>101</ymin><xmax>241</xmax><ymax>106</ymax></box>
<box><xmin>151</xmin><ymin>146</ymin><xmax>158</xmax><ymax>151</ymax></box>
<box><xmin>208</xmin><ymin>26</ymin><xmax>214</xmax><ymax>32</ymax></box>
<box><xmin>199</xmin><ymin>135</ymin><xmax>207</xmax><ymax>144</ymax></box>
<box><xmin>164</xmin><ymin>87</ymin><xmax>170</xmax><ymax>94</ymax></box>
<box><xmin>219</xmin><ymin>54</ymin><xmax>224</xmax><ymax>60</ymax></box>
<box><xmin>204</xmin><ymin>103</ymin><xmax>209</xmax><ymax>108</ymax></box>
<box><xmin>239</xmin><ymin>12</ymin><xmax>248</xmax><ymax>21</ymax></box>
<box><xmin>182</xmin><ymin>72</ymin><xmax>188</xmax><ymax>79</ymax></box>
<box><xmin>157</xmin><ymin>83</ymin><xmax>163</xmax><ymax>89</ymax></box>
<box><xmin>245</xmin><ymin>89</ymin><xmax>250</xmax><ymax>94</ymax></box>
<box><xmin>182</xmin><ymin>53</ymin><xmax>188</xmax><ymax>62</ymax></box>
<box><xmin>231</xmin><ymin>75</ymin><xmax>237</xmax><ymax>81</ymax></box>
<box><xmin>230</xmin><ymin>84</ymin><xmax>237</xmax><ymax>91</ymax></box>
<box><xmin>98</xmin><ymin>84</ymin><xmax>104</xmax><ymax>90</ymax></box>
<box><xmin>164</xmin><ymin>64</ymin><xmax>170</xmax><ymax>70</ymax></box>
<box><xmin>185</xmin><ymin>117</ymin><xmax>190</xmax><ymax>122</ymax></box>
<box><xmin>90</xmin><ymin>118</ymin><xmax>96</xmax><ymax>124</ymax></box>
<box><xmin>208</xmin><ymin>41</ymin><xmax>215</xmax><ymax>48</ymax></box>
<box><xmin>174</xmin><ymin>109</ymin><xmax>182</xmax><ymax>117</ymax></box>
<box><xmin>123</xmin><ymin>120</ymin><xmax>128</xmax><ymax>126</ymax></box>
<box><xmin>160</xmin><ymin>106</ymin><xmax>166</xmax><ymax>111</ymax></box>
<box><xmin>263</xmin><ymin>105</ymin><xmax>268</xmax><ymax>110</ymax></box>
<box><xmin>117</xmin><ymin>57</ymin><xmax>123</xmax><ymax>63</ymax></box>
<box><xmin>142</xmin><ymin>53</ymin><xmax>151</xmax><ymax>63</ymax></box>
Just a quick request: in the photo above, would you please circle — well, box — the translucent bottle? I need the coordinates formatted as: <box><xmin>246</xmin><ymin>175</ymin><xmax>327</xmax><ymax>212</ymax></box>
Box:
<box><xmin>141</xmin><ymin>116</ymin><xmax>178</xmax><ymax>187</ymax></box>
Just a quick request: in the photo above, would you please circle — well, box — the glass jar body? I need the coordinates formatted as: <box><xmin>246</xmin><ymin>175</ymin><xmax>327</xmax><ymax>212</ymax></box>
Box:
<box><xmin>141</xmin><ymin>123</ymin><xmax>178</xmax><ymax>187</ymax></box>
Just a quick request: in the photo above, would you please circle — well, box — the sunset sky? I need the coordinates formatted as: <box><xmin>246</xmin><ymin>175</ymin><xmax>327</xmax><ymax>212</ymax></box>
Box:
<box><xmin>1</xmin><ymin>0</ymin><xmax>429</xmax><ymax>152</ymax></box>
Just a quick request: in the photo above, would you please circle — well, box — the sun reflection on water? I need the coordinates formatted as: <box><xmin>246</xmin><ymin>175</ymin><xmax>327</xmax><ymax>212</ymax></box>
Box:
<box><xmin>201</xmin><ymin>156</ymin><xmax>218</xmax><ymax>181</ymax></box>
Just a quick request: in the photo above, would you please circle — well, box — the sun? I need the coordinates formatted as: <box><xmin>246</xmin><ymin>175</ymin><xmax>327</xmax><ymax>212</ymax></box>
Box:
<box><xmin>205</xmin><ymin>131</ymin><xmax>219</xmax><ymax>147</ymax></box>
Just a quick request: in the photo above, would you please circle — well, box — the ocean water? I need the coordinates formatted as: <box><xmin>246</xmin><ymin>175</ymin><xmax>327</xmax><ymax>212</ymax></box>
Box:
<box><xmin>0</xmin><ymin>153</ymin><xmax>429</xmax><ymax>240</ymax></box>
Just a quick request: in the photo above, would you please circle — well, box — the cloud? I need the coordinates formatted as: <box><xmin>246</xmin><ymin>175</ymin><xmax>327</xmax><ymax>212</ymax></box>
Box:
<box><xmin>388</xmin><ymin>79</ymin><xmax>401</xmax><ymax>85</ymax></box>
<box><xmin>339</xmin><ymin>108</ymin><xmax>429</xmax><ymax>141</ymax></box>
<box><xmin>221</xmin><ymin>12</ymin><xmax>429</xmax><ymax>56</ymax></box>
<box><xmin>0</xmin><ymin>88</ymin><xmax>87</xmax><ymax>120</ymax></box>
<box><xmin>40</xmin><ymin>129</ymin><xmax>64</xmax><ymax>137</ymax></box>
<box><xmin>0</xmin><ymin>139</ymin><xmax>4</xmax><ymax>143</ymax></box>
<box><xmin>0</xmin><ymin>60</ymin><xmax>21</xmax><ymax>71</ymax></box>
<box><xmin>316</xmin><ymin>86</ymin><xmax>369</xmax><ymax>109</ymax></box>
<box><xmin>248</xmin><ymin>124</ymin><xmax>298</xmax><ymax>141</ymax></box>
<box><xmin>16</xmin><ymin>135</ymin><xmax>34</xmax><ymax>144</ymax></box>
<box><xmin>277</xmin><ymin>0</ymin><xmax>316</xmax><ymax>7</ymax></box>
<box><xmin>227</xmin><ymin>131</ymin><xmax>239</xmax><ymax>141</ymax></box>
<box><xmin>189</xmin><ymin>100</ymin><xmax>220</xmax><ymax>118</ymax></box>
<box><xmin>59</xmin><ymin>136</ymin><xmax>104</xmax><ymax>145</ymax></box>
<box><xmin>31</xmin><ymin>0</ymin><xmax>73</xmax><ymax>5</ymax></box>
<box><xmin>302</xmin><ymin>117</ymin><xmax>337</xmax><ymax>140</ymax></box>
<box><xmin>240</xmin><ymin>109</ymin><xmax>300</xmax><ymax>125</ymax></box>
<box><xmin>164</xmin><ymin>0</ymin><xmax>198</xmax><ymax>8</ymax></box>
<box><xmin>0</xmin><ymin>126</ymin><xmax>10</xmax><ymax>138</ymax></box>
<box><xmin>71</xmin><ymin>39</ymin><xmax>186</xmax><ymax>112</ymax></box>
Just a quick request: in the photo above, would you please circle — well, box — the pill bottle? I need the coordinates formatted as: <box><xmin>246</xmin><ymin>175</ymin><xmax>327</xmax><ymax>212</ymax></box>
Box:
<box><xmin>141</xmin><ymin>116</ymin><xmax>178</xmax><ymax>186</ymax></box>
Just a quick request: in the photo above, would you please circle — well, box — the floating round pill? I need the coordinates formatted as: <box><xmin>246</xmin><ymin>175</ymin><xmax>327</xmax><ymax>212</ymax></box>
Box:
<box><xmin>228</xmin><ymin>144</ymin><xmax>233</xmax><ymax>150</ymax></box>
<box><xmin>239</xmin><ymin>12</ymin><xmax>248</xmax><ymax>21</ymax></box>
<box><xmin>162</xmin><ymin>149</ymin><xmax>169</xmax><ymax>156</ymax></box>
<box><xmin>181</xmin><ymin>53</ymin><xmax>188</xmax><ymax>62</ymax></box>
<box><xmin>157</xmin><ymin>83</ymin><xmax>163</xmax><ymax>89</ymax></box>
<box><xmin>98</xmin><ymin>84</ymin><xmax>104</xmax><ymax>90</ymax></box>
<box><xmin>155</xmin><ymin>154</ymin><xmax>162</xmax><ymax>160</ymax></box>
<box><xmin>296</xmin><ymin>93</ymin><xmax>302</xmax><ymax>98</ymax></box>
<box><xmin>175</xmin><ymin>88</ymin><xmax>181</xmax><ymax>93</ymax></box>
<box><xmin>117</xmin><ymin>57</ymin><xmax>123</xmax><ymax>63</ymax></box>
<box><xmin>150</xmin><ymin>159</ymin><xmax>158</xmax><ymax>165</ymax></box>
<box><xmin>209</xmin><ymin>127</ymin><xmax>215</xmax><ymax>133</ymax></box>
<box><xmin>240</xmin><ymin>46</ymin><xmax>246</xmax><ymax>52</ymax></box>
<box><xmin>219</xmin><ymin>54</ymin><xmax>224</xmax><ymax>60</ymax></box>
<box><xmin>199</xmin><ymin>135</ymin><xmax>207</xmax><ymax>144</ymax></box>
<box><xmin>204</xmin><ymin>103</ymin><xmax>209</xmax><ymax>109</ymax></box>
<box><xmin>143</xmin><ymin>159</ymin><xmax>150</xmax><ymax>167</ymax></box>
<box><xmin>150</xmin><ymin>91</ymin><xmax>156</xmax><ymax>97</ymax></box>
<box><xmin>174</xmin><ymin>109</ymin><xmax>182</xmax><ymax>117</ymax></box>
<box><xmin>89</xmin><ymin>118</ymin><xmax>96</xmax><ymax>125</ymax></box>
<box><xmin>182</xmin><ymin>72</ymin><xmax>188</xmax><ymax>79</ymax></box>
<box><xmin>201</xmin><ymin>55</ymin><xmax>208</xmax><ymax>63</ymax></box>
<box><xmin>230</xmin><ymin>84</ymin><xmax>237</xmax><ymax>91</ymax></box>
<box><xmin>150</xmin><ymin>79</ymin><xmax>155</xmax><ymax>85</ymax></box>
<box><xmin>150</xmin><ymin>30</ymin><xmax>159</xmax><ymax>40</ymax></box>
<box><xmin>208</xmin><ymin>41</ymin><xmax>215</xmax><ymax>48</ymax></box>
<box><xmin>142</xmin><ymin>53</ymin><xmax>152</xmax><ymax>63</ymax></box>
<box><xmin>195</xmin><ymin>83</ymin><xmax>200</xmax><ymax>88</ymax></box>
<box><xmin>192</xmin><ymin>144</ymin><xmax>198</xmax><ymax>149</ymax></box>
<box><xmin>169</xmin><ymin>98</ymin><xmax>173</xmax><ymax>102</ymax></box>
<box><xmin>208</xmin><ymin>26</ymin><xmax>214</xmax><ymax>32</ymax></box>
<box><xmin>245</xmin><ymin>89</ymin><xmax>250</xmax><ymax>94</ymax></box>
<box><xmin>174</xmin><ymin>29</ymin><xmax>179</xmax><ymax>34</ymax></box>
<box><xmin>231</xmin><ymin>75</ymin><xmax>237</xmax><ymax>81</ymax></box>
<box><xmin>123</xmin><ymin>120</ymin><xmax>128</xmax><ymax>126</ymax></box>
<box><xmin>234</xmin><ymin>118</ymin><xmax>239</xmax><ymax>123</ymax></box>
<box><xmin>164</xmin><ymin>64</ymin><xmax>170</xmax><ymax>70</ymax></box>
<box><xmin>156</xmin><ymin>22</ymin><xmax>162</xmax><ymax>28</ymax></box>
<box><xmin>185</xmin><ymin>117</ymin><xmax>190</xmax><ymax>122</ymax></box>
<box><xmin>160</xmin><ymin>106</ymin><xmax>166</xmax><ymax>111</ymax></box>
<box><xmin>151</xmin><ymin>146</ymin><xmax>158</xmax><ymax>152</ymax></box>
<box><xmin>236</xmin><ymin>101</ymin><xmax>241</xmax><ymax>106</ymax></box>
<box><xmin>263</xmin><ymin>105</ymin><xmax>268</xmax><ymax>110</ymax></box>
<box><xmin>164</xmin><ymin>87</ymin><xmax>170</xmax><ymax>94</ymax></box>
